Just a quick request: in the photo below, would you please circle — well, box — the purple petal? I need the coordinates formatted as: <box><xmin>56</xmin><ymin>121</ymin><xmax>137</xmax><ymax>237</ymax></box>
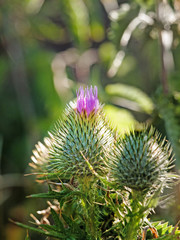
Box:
<box><xmin>76</xmin><ymin>86</ymin><xmax>99</xmax><ymax>116</ymax></box>
<box><xmin>77</xmin><ymin>87</ymin><xmax>85</xmax><ymax>113</ymax></box>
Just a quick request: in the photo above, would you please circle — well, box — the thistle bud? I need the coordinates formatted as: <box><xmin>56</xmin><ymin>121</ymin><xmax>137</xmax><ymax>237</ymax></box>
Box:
<box><xmin>109</xmin><ymin>127</ymin><xmax>174</xmax><ymax>191</ymax></box>
<box><xmin>31</xmin><ymin>86</ymin><xmax>113</xmax><ymax>180</ymax></box>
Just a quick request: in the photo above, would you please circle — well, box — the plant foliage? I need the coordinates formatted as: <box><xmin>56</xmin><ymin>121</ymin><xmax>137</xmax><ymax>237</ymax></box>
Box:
<box><xmin>15</xmin><ymin>87</ymin><xmax>179</xmax><ymax>240</ymax></box>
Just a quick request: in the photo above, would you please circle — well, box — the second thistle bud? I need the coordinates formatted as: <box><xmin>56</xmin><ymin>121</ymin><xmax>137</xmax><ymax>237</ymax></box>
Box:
<box><xmin>109</xmin><ymin>127</ymin><xmax>173</xmax><ymax>191</ymax></box>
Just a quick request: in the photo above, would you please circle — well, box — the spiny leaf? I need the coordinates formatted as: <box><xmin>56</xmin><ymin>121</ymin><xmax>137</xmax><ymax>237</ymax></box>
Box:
<box><xmin>28</xmin><ymin>191</ymin><xmax>62</xmax><ymax>200</ymax></box>
<box><xmin>153</xmin><ymin>235</ymin><xmax>180</xmax><ymax>240</ymax></box>
<box><xmin>144</xmin><ymin>221</ymin><xmax>180</xmax><ymax>239</ymax></box>
<box><xmin>28</xmin><ymin>187</ymin><xmax>72</xmax><ymax>200</ymax></box>
<box><xmin>12</xmin><ymin>221</ymin><xmax>67</xmax><ymax>239</ymax></box>
<box><xmin>51</xmin><ymin>208</ymin><xmax>64</xmax><ymax>230</ymax></box>
<box><xmin>39</xmin><ymin>224</ymin><xmax>60</xmax><ymax>232</ymax></box>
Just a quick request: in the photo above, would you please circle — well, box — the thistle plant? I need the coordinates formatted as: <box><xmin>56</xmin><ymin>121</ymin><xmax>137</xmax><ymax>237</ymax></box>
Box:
<box><xmin>15</xmin><ymin>86</ymin><xmax>180</xmax><ymax>240</ymax></box>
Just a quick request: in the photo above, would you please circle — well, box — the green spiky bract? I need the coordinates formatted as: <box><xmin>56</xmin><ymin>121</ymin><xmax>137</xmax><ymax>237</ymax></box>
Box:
<box><xmin>110</xmin><ymin>126</ymin><xmax>174</xmax><ymax>192</ymax></box>
<box><xmin>32</xmin><ymin>102</ymin><xmax>113</xmax><ymax>181</ymax></box>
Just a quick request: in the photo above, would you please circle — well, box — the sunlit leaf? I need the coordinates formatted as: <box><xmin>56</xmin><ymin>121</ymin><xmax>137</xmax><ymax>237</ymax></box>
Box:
<box><xmin>104</xmin><ymin>105</ymin><xmax>136</xmax><ymax>135</ymax></box>
<box><xmin>106</xmin><ymin>83</ymin><xmax>154</xmax><ymax>114</ymax></box>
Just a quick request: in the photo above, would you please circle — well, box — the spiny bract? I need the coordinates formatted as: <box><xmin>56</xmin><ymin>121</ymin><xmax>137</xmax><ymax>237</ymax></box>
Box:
<box><xmin>30</xmin><ymin>86</ymin><xmax>113</xmax><ymax>180</ymax></box>
<box><xmin>109</xmin><ymin>127</ymin><xmax>174</xmax><ymax>191</ymax></box>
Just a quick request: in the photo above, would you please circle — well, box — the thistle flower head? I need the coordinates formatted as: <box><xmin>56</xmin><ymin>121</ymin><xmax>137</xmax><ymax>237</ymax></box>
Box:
<box><xmin>109</xmin><ymin>126</ymin><xmax>174</xmax><ymax>192</ymax></box>
<box><xmin>76</xmin><ymin>86</ymin><xmax>99</xmax><ymax>116</ymax></box>
<box><xmin>31</xmin><ymin>86</ymin><xmax>112</xmax><ymax>180</ymax></box>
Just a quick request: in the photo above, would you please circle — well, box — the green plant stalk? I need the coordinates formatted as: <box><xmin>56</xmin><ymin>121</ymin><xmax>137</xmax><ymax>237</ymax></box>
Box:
<box><xmin>78</xmin><ymin>177</ymin><xmax>99</xmax><ymax>240</ymax></box>
<box><xmin>122</xmin><ymin>191</ymin><xmax>145</xmax><ymax>240</ymax></box>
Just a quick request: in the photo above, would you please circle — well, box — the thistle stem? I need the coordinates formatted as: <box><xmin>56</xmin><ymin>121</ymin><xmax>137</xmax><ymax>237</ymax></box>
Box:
<box><xmin>122</xmin><ymin>192</ymin><xmax>144</xmax><ymax>240</ymax></box>
<box><xmin>78</xmin><ymin>177</ymin><xmax>99</xmax><ymax>240</ymax></box>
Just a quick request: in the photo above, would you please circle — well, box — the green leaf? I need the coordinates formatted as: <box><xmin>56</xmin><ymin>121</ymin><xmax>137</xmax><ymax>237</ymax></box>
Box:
<box><xmin>39</xmin><ymin>224</ymin><xmax>60</xmax><ymax>232</ymax></box>
<box><xmin>51</xmin><ymin>208</ymin><xmax>64</xmax><ymax>230</ymax></box>
<box><xmin>28</xmin><ymin>191</ymin><xmax>61</xmax><ymax>199</ymax></box>
<box><xmin>28</xmin><ymin>186</ymin><xmax>72</xmax><ymax>200</ymax></box>
<box><xmin>104</xmin><ymin>105</ymin><xmax>136</xmax><ymax>135</ymax></box>
<box><xmin>155</xmin><ymin>235</ymin><xmax>180</xmax><ymax>240</ymax></box>
<box><xmin>14</xmin><ymin>221</ymin><xmax>67</xmax><ymax>239</ymax></box>
<box><xmin>149</xmin><ymin>221</ymin><xmax>180</xmax><ymax>239</ymax></box>
<box><xmin>106</xmin><ymin>83</ymin><xmax>154</xmax><ymax>114</ymax></box>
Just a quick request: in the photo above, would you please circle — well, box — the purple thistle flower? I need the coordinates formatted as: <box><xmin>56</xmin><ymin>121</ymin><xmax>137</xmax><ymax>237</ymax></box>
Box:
<box><xmin>76</xmin><ymin>86</ymin><xmax>99</xmax><ymax>116</ymax></box>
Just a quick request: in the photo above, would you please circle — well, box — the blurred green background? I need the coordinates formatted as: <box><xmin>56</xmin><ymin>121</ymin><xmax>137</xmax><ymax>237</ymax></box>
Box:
<box><xmin>0</xmin><ymin>0</ymin><xmax>180</xmax><ymax>239</ymax></box>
